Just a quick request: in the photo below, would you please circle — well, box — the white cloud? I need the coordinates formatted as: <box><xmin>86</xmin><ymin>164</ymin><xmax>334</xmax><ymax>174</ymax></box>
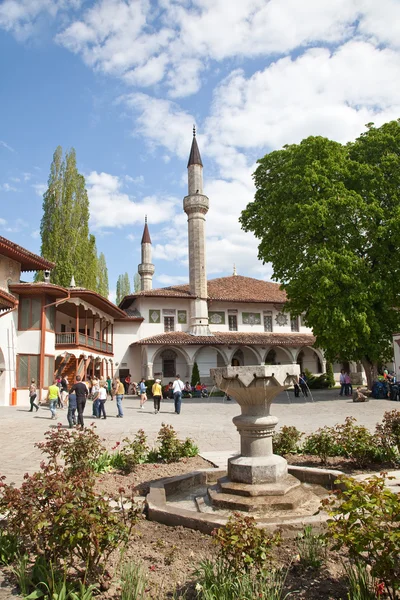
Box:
<box><xmin>86</xmin><ymin>170</ymin><xmax>179</xmax><ymax>229</ymax></box>
<box><xmin>32</xmin><ymin>183</ymin><xmax>47</xmax><ymax>196</ymax></box>
<box><xmin>126</xmin><ymin>233</ymin><xmax>135</xmax><ymax>242</ymax></box>
<box><xmin>0</xmin><ymin>140</ymin><xmax>15</xmax><ymax>152</ymax></box>
<box><xmin>0</xmin><ymin>218</ymin><xmax>7</xmax><ymax>226</ymax></box>
<box><xmin>31</xmin><ymin>229</ymin><xmax>40</xmax><ymax>239</ymax></box>
<box><xmin>155</xmin><ymin>273</ymin><xmax>188</xmax><ymax>286</ymax></box>
<box><xmin>108</xmin><ymin>288</ymin><xmax>116</xmax><ymax>303</ymax></box>
<box><xmin>125</xmin><ymin>174</ymin><xmax>144</xmax><ymax>185</ymax></box>
<box><xmin>0</xmin><ymin>0</ymin><xmax>81</xmax><ymax>40</ymax></box>
<box><xmin>0</xmin><ymin>183</ymin><xmax>18</xmax><ymax>192</ymax></box>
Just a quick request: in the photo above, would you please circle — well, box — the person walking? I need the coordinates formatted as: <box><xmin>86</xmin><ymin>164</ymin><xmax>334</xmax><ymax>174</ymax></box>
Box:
<box><xmin>115</xmin><ymin>377</ymin><xmax>125</xmax><ymax>418</ymax></box>
<box><xmin>172</xmin><ymin>374</ymin><xmax>184</xmax><ymax>414</ymax></box>
<box><xmin>92</xmin><ymin>377</ymin><xmax>100</xmax><ymax>417</ymax></box>
<box><xmin>56</xmin><ymin>377</ymin><xmax>63</xmax><ymax>409</ymax></box>
<box><xmin>152</xmin><ymin>379</ymin><xmax>162</xmax><ymax>414</ymax></box>
<box><xmin>47</xmin><ymin>379</ymin><xmax>61</xmax><ymax>420</ymax></box>
<box><xmin>98</xmin><ymin>381</ymin><xmax>107</xmax><ymax>419</ymax></box>
<box><xmin>28</xmin><ymin>378</ymin><xmax>39</xmax><ymax>412</ymax></box>
<box><xmin>139</xmin><ymin>378</ymin><xmax>147</xmax><ymax>409</ymax></box>
<box><xmin>67</xmin><ymin>390</ymin><xmax>77</xmax><ymax>428</ymax></box>
<box><xmin>124</xmin><ymin>374</ymin><xmax>131</xmax><ymax>395</ymax></box>
<box><xmin>106</xmin><ymin>376</ymin><xmax>112</xmax><ymax>399</ymax></box>
<box><xmin>60</xmin><ymin>375</ymin><xmax>69</xmax><ymax>408</ymax></box>
<box><xmin>299</xmin><ymin>372</ymin><xmax>308</xmax><ymax>397</ymax></box>
<box><xmin>344</xmin><ymin>372</ymin><xmax>352</xmax><ymax>397</ymax></box>
<box><xmin>69</xmin><ymin>375</ymin><xmax>88</xmax><ymax>428</ymax></box>
<box><xmin>339</xmin><ymin>369</ymin><xmax>346</xmax><ymax>396</ymax></box>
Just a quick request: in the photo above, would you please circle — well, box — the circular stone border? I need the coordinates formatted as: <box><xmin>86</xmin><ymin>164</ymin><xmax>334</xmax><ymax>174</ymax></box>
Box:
<box><xmin>146</xmin><ymin>465</ymin><xmax>345</xmax><ymax>534</ymax></box>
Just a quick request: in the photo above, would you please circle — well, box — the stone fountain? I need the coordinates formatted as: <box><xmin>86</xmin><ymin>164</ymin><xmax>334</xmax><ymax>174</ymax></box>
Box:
<box><xmin>208</xmin><ymin>365</ymin><xmax>317</xmax><ymax>513</ymax></box>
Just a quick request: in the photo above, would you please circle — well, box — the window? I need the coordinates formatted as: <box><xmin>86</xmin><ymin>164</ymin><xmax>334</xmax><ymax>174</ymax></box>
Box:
<box><xmin>60</xmin><ymin>324</ymin><xmax>66</xmax><ymax>333</ymax></box>
<box><xmin>45</xmin><ymin>302</ymin><xmax>55</xmax><ymax>331</ymax></box>
<box><xmin>17</xmin><ymin>354</ymin><xmax>39</xmax><ymax>387</ymax></box>
<box><xmin>164</xmin><ymin>316</ymin><xmax>175</xmax><ymax>332</ymax></box>
<box><xmin>264</xmin><ymin>315</ymin><xmax>273</xmax><ymax>332</ymax></box>
<box><xmin>228</xmin><ymin>315</ymin><xmax>238</xmax><ymax>331</ymax></box>
<box><xmin>291</xmin><ymin>316</ymin><xmax>299</xmax><ymax>332</ymax></box>
<box><xmin>44</xmin><ymin>356</ymin><xmax>55</xmax><ymax>387</ymax></box>
<box><xmin>19</xmin><ymin>297</ymin><xmax>41</xmax><ymax>330</ymax></box>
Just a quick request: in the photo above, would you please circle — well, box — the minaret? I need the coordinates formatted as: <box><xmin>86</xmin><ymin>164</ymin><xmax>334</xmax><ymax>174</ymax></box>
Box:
<box><xmin>183</xmin><ymin>126</ymin><xmax>212</xmax><ymax>336</ymax></box>
<box><xmin>138</xmin><ymin>216</ymin><xmax>155</xmax><ymax>291</ymax></box>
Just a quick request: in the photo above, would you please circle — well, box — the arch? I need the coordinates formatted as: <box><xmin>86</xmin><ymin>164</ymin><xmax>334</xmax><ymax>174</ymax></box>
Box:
<box><xmin>193</xmin><ymin>345</ymin><xmax>229</xmax><ymax>367</ymax></box>
<box><xmin>192</xmin><ymin>346</ymin><xmax>228</xmax><ymax>381</ymax></box>
<box><xmin>230</xmin><ymin>346</ymin><xmax>262</xmax><ymax>366</ymax></box>
<box><xmin>295</xmin><ymin>346</ymin><xmax>324</xmax><ymax>374</ymax></box>
<box><xmin>152</xmin><ymin>345</ymin><xmax>191</xmax><ymax>380</ymax></box>
<box><xmin>263</xmin><ymin>346</ymin><xmax>294</xmax><ymax>364</ymax></box>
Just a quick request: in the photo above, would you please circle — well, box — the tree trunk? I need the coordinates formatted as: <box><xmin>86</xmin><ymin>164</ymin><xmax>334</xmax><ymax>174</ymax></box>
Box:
<box><xmin>361</xmin><ymin>357</ymin><xmax>378</xmax><ymax>390</ymax></box>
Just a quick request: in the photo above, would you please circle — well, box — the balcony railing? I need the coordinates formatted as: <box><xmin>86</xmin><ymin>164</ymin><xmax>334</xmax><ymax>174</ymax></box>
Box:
<box><xmin>55</xmin><ymin>332</ymin><xmax>113</xmax><ymax>354</ymax></box>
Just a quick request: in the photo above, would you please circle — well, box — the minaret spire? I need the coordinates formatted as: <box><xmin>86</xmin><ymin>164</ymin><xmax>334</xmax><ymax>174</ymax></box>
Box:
<box><xmin>183</xmin><ymin>128</ymin><xmax>212</xmax><ymax>336</ymax></box>
<box><xmin>138</xmin><ymin>216</ymin><xmax>155</xmax><ymax>291</ymax></box>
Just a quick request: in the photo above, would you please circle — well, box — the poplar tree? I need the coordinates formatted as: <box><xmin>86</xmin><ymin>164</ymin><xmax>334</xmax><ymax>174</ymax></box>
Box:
<box><xmin>116</xmin><ymin>272</ymin><xmax>131</xmax><ymax>305</ymax></box>
<box><xmin>38</xmin><ymin>146</ymin><xmax>101</xmax><ymax>292</ymax></box>
<box><xmin>133</xmin><ymin>272</ymin><xmax>141</xmax><ymax>292</ymax></box>
<box><xmin>97</xmin><ymin>253</ymin><xmax>109</xmax><ymax>298</ymax></box>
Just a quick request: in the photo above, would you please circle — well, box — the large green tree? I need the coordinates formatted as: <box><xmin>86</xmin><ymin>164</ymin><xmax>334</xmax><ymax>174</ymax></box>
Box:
<box><xmin>116</xmin><ymin>272</ymin><xmax>131</xmax><ymax>305</ymax></box>
<box><xmin>38</xmin><ymin>146</ymin><xmax>106</xmax><ymax>292</ymax></box>
<box><xmin>97</xmin><ymin>252</ymin><xmax>109</xmax><ymax>298</ymax></box>
<box><xmin>240</xmin><ymin>120</ymin><xmax>400</xmax><ymax>386</ymax></box>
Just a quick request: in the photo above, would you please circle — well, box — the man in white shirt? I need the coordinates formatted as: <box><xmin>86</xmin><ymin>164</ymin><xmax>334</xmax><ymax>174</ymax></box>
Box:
<box><xmin>172</xmin><ymin>374</ymin><xmax>185</xmax><ymax>414</ymax></box>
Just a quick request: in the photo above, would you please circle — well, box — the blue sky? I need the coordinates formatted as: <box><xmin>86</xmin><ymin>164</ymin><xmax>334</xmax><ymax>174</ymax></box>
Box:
<box><xmin>1</xmin><ymin>0</ymin><xmax>400</xmax><ymax>301</ymax></box>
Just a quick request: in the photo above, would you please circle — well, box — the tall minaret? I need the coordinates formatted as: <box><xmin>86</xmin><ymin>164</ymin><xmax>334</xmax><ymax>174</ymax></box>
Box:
<box><xmin>183</xmin><ymin>127</ymin><xmax>212</xmax><ymax>336</ymax></box>
<box><xmin>138</xmin><ymin>216</ymin><xmax>155</xmax><ymax>291</ymax></box>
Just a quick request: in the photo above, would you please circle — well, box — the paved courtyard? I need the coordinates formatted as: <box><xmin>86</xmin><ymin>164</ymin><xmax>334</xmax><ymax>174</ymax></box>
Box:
<box><xmin>0</xmin><ymin>389</ymin><xmax>398</xmax><ymax>485</ymax></box>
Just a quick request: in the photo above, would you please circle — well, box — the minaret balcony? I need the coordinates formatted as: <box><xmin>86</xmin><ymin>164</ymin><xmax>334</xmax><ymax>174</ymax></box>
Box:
<box><xmin>183</xmin><ymin>194</ymin><xmax>209</xmax><ymax>215</ymax></box>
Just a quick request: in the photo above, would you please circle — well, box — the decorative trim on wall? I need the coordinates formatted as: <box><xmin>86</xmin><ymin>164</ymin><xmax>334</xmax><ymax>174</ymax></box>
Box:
<box><xmin>242</xmin><ymin>312</ymin><xmax>261</xmax><ymax>325</ymax></box>
<box><xmin>228</xmin><ymin>309</ymin><xmax>238</xmax><ymax>314</ymax></box>
<box><xmin>177</xmin><ymin>310</ymin><xmax>187</xmax><ymax>324</ymax></box>
<box><xmin>149</xmin><ymin>309</ymin><xmax>161</xmax><ymax>323</ymax></box>
<box><xmin>162</xmin><ymin>308</ymin><xmax>176</xmax><ymax>315</ymax></box>
<box><xmin>209</xmin><ymin>311</ymin><xmax>226</xmax><ymax>324</ymax></box>
<box><xmin>275</xmin><ymin>312</ymin><xmax>288</xmax><ymax>326</ymax></box>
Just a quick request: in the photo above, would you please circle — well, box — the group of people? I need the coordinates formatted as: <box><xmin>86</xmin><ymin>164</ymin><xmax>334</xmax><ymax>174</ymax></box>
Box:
<box><xmin>293</xmin><ymin>372</ymin><xmax>309</xmax><ymax>397</ymax></box>
<box><xmin>339</xmin><ymin>370</ymin><xmax>353</xmax><ymax>397</ymax></box>
<box><xmin>138</xmin><ymin>375</ymin><xmax>188</xmax><ymax>414</ymax></box>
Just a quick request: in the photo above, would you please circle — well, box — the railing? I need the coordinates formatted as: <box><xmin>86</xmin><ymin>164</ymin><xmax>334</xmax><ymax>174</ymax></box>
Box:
<box><xmin>55</xmin><ymin>332</ymin><xmax>113</xmax><ymax>354</ymax></box>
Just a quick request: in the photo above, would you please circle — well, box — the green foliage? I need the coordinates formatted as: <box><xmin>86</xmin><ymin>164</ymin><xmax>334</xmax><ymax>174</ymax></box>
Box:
<box><xmin>116</xmin><ymin>272</ymin><xmax>131</xmax><ymax>305</ymax></box>
<box><xmin>119</xmin><ymin>430</ymin><xmax>149</xmax><ymax>474</ymax></box>
<box><xmin>0</xmin><ymin>528</ymin><xmax>20</xmax><ymax>565</ymax></box>
<box><xmin>325</xmin><ymin>362</ymin><xmax>336</xmax><ymax>388</ymax></box>
<box><xmin>133</xmin><ymin>272</ymin><xmax>141</xmax><ymax>293</ymax></box>
<box><xmin>194</xmin><ymin>558</ymin><xmax>291</xmax><ymax>600</ymax></box>
<box><xmin>272</xmin><ymin>425</ymin><xmax>303</xmax><ymax>456</ymax></box>
<box><xmin>144</xmin><ymin>380</ymin><xmax>155</xmax><ymax>398</ymax></box>
<box><xmin>302</xmin><ymin>426</ymin><xmax>341</xmax><ymax>465</ymax></box>
<box><xmin>212</xmin><ymin>512</ymin><xmax>280</xmax><ymax>573</ymax></box>
<box><xmin>295</xmin><ymin>525</ymin><xmax>325</xmax><ymax>569</ymax></box>
<box><xmin>324</xmin><ymin>474</ymin><xmax>400</xmax><ymax>599</ymax></box>
<box><xmin>154</xmin><ymin>423</ymin><xmax>199</xmax><ymax>463</ymax></box>
<box><xmin>241</xmin><ymin>121</ymin><xmax>400</xmax><ymax>382</ymax></box>
<box><xmin>342</xmin><ymin>560</ymin><xmax>378</xmax><ymax>600</ymax></box>
<box><xmin>191</xmin><ymin>362</ymin><xmax>200</xmax><ymax>387</ymax></box>
<box><xmin>96</xmin><ymin>252</ymin><xmax>109</xmax><ymax>298</ymax></box>
<box><xmin>304</xmin><ymin>369</ymin><xmax>329</xmax><ymax>389</ymax></box>
<box><xmin>120</xmin><ymin>560</ymin><xmax>148</xmax><ymax>600</ymax></box>
<box><xmin>12</xmin><ymin>554</ymin><xmax>32</xmax><ymax>596</ymax></box>
<box><xmin>375</xmin><ymin>409</ymin><xmax>400</xmax><ymax>458</ymax></box>
<box><xmin>37</xmin><ymin>146</ymin><xmax>100</xmax><ymax>291</ymax></box>
<box><xmin>334</xmin><ymin>417</ymin><xmax>382</xmax><ymax>467</ymax></box>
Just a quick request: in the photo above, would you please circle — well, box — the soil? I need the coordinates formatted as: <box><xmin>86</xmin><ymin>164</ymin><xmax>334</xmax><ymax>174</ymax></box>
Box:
<box><xmin>286</xmin><ymin>453</ymin><xmax>397</xmax><ymax>474</ymax></box>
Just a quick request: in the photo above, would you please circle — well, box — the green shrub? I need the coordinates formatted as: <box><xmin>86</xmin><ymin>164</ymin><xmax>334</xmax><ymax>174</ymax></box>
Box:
<box><xmin>0</xmin><ymin>528</ymin><xmax>20</xmax><ymax>565</ymax></box>
<box><xmin>154</xmin><ymin>423</ymin><xmax>198</xmax><ymax>463</ymax></box>
<box><xmin>119</xmin><ymin>430</ymin><xmax>149</xmax><ymax>473</ymax></box>
<box><xmin>191</xmin><ymin>362</ymin><xmax>200</xmax><ymax>387</ymax></box>
<box><xmin>212</xmin><ymin>512</ymin><xmax>280</xmax><ymax>573</ymax></box>
<box><xmin>273</xmin><ymin>426</ymin><xmax>303</xmax><ymax>456</ymax></box>
<box><xmin>304</xmin><ymin>369</ymin><xmax>329</xmax><ymax>389</ymax></box>
<box><xmin>343</xmin><ymin>560</ymin><xmax>378</xmax><ymax>600</ymax></box>
<box><xmin>334</xmin><ymin>417</ymin><xmax>380</xmax><ymax>467</ymax></box>
<box><xmin>375</xmin><ymin>410</ymin><xmax>400</xmax><ymax>462</ymax></box>
<box><xmin>324</xmin><ymin>474</ymin><xmax>400</xmax><ymax>599</ymax></box>
<box><xmin>325</xmin><ymin>362</ymin><xmax>336</xmax><ymax>388</ymax></box>
<box><xmin>144</xmin><ymin>380</ymin><xmax>155</xmax><ymax>398</ymax></box>
<box><xmin>295</xmin><ymin>525</ymin><xmax>325</xmax><ymax>569</ymax></box>
<box><xmin>302</xmin><ymin>426</ymin><xmax>342</xmax><ymax>464</ymax></box>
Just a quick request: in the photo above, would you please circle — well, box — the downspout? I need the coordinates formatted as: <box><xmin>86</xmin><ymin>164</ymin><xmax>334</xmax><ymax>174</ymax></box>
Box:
<box><xmin>39</xmin><ymin>291</ymin><xmax>70</xmax><ymax>401</ymax></box>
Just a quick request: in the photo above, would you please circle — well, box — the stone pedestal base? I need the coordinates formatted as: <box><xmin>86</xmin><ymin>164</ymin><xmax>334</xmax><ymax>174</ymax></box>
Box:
<box><xmin>228</xmin><ymin>454</ymin><xmax>288</xmax><ymax>485</ymax></box>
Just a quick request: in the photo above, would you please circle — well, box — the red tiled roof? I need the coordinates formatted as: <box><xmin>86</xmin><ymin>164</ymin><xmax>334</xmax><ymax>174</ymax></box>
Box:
<box><xmin>120</xmin><ymin>275</ymin><xmax>286</xmax><ymax>308</ymax></box>
<box><xmin>134</xmin><ymin>331</ymin><xmax>315</xmax><ymax>346</ymax></box>
<box><xmin>9</xmin><ymin>282</ymin><xmax>69</xmax><ymax>298</ymax></box>
<box><xmin>0</xmin><ymin>288</ymin><xmax>18</xmax><ymax>310</ymax></box>
<box><xmin>68</xmin><ymin>288</ymin><xmax>129</xmax><ymax>319</ymax></box>
<box><xmin>0</xmin><ymin>236</ymin><xmax>54</xmax><ymax>272</ymax></box>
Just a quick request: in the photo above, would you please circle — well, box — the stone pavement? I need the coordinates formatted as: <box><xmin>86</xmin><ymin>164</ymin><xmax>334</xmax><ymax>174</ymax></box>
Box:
<box><xmin>0</xmin><ymin>390</ymin><xmax>398</xmax><ymax>485</ymax></box>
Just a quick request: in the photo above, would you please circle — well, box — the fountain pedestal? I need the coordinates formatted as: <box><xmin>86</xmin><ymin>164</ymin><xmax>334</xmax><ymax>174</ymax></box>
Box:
<box><xmin>209</xmin><ymin>365</ymin><xmax>308</xmax><ymax>512</ymax></box>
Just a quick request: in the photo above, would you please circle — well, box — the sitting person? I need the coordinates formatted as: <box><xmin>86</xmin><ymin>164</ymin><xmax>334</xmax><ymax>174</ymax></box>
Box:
<box><xmin>353</xmin><ymin>386</ymin><xmax>369</xmax><ymax>402</ymax></box>
<box><xmin>194</xmin><ymin>382</ymin><xmax>202</xmax><ymax>398</ymax></box>
<box><xmin>201</xmin><ymin>383</ymin><xmax>209</xmax><ymax>397</ymax></box>
<box><xmin>183</xmin><ymin>381</ymin><xmax>192</xmax><ymax>398</ymax></box>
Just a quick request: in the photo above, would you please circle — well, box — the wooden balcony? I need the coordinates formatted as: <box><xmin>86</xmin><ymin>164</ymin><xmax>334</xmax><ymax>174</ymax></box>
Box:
<box><xmin>55</xmin><ymin>332</ymin><xmax>113</xmax><ymax>355</ymax></box>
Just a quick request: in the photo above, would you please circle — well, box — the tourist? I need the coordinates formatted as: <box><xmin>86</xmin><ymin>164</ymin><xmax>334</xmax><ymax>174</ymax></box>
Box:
<box><xmin>194</xmin><ymin>382</ymin><xmax>202</xmax><ymax>398</ymax></box>
<box><xmin>98</xmin><ymin>381</ymin><xmax>107</xmax><ymax>419</ymax></box>
<box><xmin>183</xmin><ymin>381</ymin><xmax>192</xmax><ymax>398</ymax></box>
<box><xmin>201</xmin><ymin>383</ymin><xmax>209</xmax><ymax>397</ymax></box>
<box><xmin>353</xmin><ymin>386</ymin><xmax>369</xmax><ymax>403</ymax></box>
<box><xmin>47</xmin><ymin>379</ymin><xmax>61</xmax><ymax>420</ymax></box>
<box><xmin>115</xmin><ymin>377</ymin><xmax>125</xmax><ymax>418</ymax></box>
<box><xmin>69</xmin><ymin>375</ymin><xmax>88</xmax><ymax>428</ymax></box>
<box><xmin>56</xmin><ymin>377</ymin><xmax>63</xmax><ymax>409</ymax></box>
<box><xmin>28</xmin><ymin>378</ymin><xmax>39</xmax><ymax>412</ymax></box>
<box><xmin>67</xmin><ymin>390</ymin><xmax>77</xmax><ymax>428</ymax></box>
<box><xmin>139</xmin><ymin>378</ymin><xmax>147</xmax><ymax>409</ymax></box>
<box><xmin>172</xmin><ymin>374</ymin><xmax>184</xmax><ymax>414</ymax></box>
<box><xmin>124</xmin><ymin>373</ymin><xmax>131</xmax><ymax>395</ymax></box>
<box><xmin>299</xmin><ymin>372</ymin><xmax>308</xmax><ymax>397</ymax></box>
<box><xmin>293</xmin><ymin>378</ymin><xmax>300</xmax><ymax>398</ymax></box>
<box><xmin>344</xmin><ymin>372</ymin><xmax>352</xmax><ymax>397</ymax></box>
<box><xmin>152</xmin><ymin>379</ymin><xmax>162</xmax><ymax>414</ymax></box>
<box><xmin>60</xmin><ymin>375</ymin><xmax>69</xmax><ymax>408</ymax></box>
<box><xmin>339</xmin><ymin>369</ymin><xmax>346</xmax><ymax>396</ymax></box>
<box><xmin>106</xmin><ymin>375</ymin><xmax>112</xmax><ymax>399</ymax></box>
<box><xmin>92</xmin><ymin>377</ymin><xmax>100</xmax><ymax>417</ymax></box>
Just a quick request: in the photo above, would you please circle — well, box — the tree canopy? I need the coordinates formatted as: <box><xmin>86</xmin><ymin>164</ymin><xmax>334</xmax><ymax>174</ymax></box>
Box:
<box><xmin>37</xmin><ymin>146</ymin><xmax>108</xmax><ymax>295</ymax></box>
<box><xmin>240</xmin><ymin>120</ymin><xmax>400</xmax><ymax>382</ymax></box>
<box><xmin>116</xmin><ymin>273</ymin><xmax>131</xmax><ymax>306</ymax></box>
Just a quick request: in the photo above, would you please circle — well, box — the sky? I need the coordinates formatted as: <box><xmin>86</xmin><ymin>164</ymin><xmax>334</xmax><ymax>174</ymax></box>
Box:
<box><xmin>1</xmin><ymin>0</ymin><xmax>400</xmax><ymax>302</ymax></box>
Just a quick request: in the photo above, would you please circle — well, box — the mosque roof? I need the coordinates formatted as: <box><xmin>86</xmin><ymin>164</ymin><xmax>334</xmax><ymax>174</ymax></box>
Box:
<box><xmin>141</xmin><ymin>222</ymin><xmax>151</xmax><ymax>244</ymax></box>
<box><xmin>119</xmin><ymin>275</ymin><xmax>286</xmax><ymax>308</ymax></box>
<box><xmin>0</xmin><ymin>236</ymin><xmax>55</xmax><ymax>272</ymax></box>
<box><xmin>134</xmin><ymin>331</ymin><xmax>315</xmax><ymax>346</ymax></box>
<box><xmin>187</xmin><ymin>132</ymin><xmax>203</xmax><ymax>167</ymax></box>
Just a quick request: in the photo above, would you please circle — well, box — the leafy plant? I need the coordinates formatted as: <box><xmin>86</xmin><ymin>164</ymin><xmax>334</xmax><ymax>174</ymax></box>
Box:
<box><xmin>212</xmin><ymin>512</ymin><xmax>280</xmax><ymax>573</ymax></box>
<box><xmin>155</xmin><ymin>424</ymin><xmax>198</xmax><ymax>463</ymax></box>
<box><xmin>343</xmin><ymin>560</ymin><xmax>378</xmax><ymax>600</ymax></box>
<box><xmin>191</xmin><ymin>362</ymin><xmax>200</xmax><ymax>388</ymax></box>
<box><xmin>324</xmin><ymin>474</ymin><xmax>400</xmax><ymax>600</ymax></box>
<box><xmin>295</xmin><ymin>525</ymin><xmax>325</xmax><ymax>569</ymax></box>
<box><xmin>273</xmin><ymin>426</ymin><xmax>303</xmax><ymax>456</ymax></box>
<box><xmin>325</xmin><ymin>362</ymin><xmax>336</xmax><ymax>388</ymax></box>
<box><xmin>334</xmin><ymin>417</ymin><xmax>380</xmax><ymax>467</ymax></box>
<box><xmin>0</xmin><ymin>528</ymin><xmax>20</xmax><ymax>565</ymax></box>
<box><xmin>302</xmin><ymin>426</ymin><xmax>341</xmax><ymax>464</ymax></box>
<box><xmin>304</xmin><ymin>369</ymin><xmax>329</xmax><ymax>389</ymax></box>
<box><xmin>120</xmin><ymin>560</ymin><xmax>148</xmax><ymax>600</ymax></box>
<box><xmin>375</xmin><ymin>410</ymin><xmax>400</xmax><ymax>463</ymax></box>
<box><xmin>119</xmin><ymin>430</ymin><xmax>149</xmax><ymax>473</ymax></box>
<box><xmin>12</xmin><ymin>553</ymin><xmax>32</xmax><ymax>596</ymax></box>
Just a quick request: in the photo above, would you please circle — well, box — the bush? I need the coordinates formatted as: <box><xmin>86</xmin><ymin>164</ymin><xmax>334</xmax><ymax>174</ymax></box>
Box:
<box><xmin>343</xmin><ymin>560</ymin><xmax>378</xmax><ymax>600</ymax></box>
<box><xmin>273</xmin><ymin>426</ymin><xmax>303</xmax><ymax>456</ymax></box>
<box><xmin>119</xmin><ymin>430</ymin><xmax>149</xmax><ymax>473</ymax></box>
<box><xmin>154</xmin><ymin>423</ymin><xmax>198</xmax><ymax>463</ymax></box>
<box><xmin>0</xmin><ymin>528</ymin><xmax>20</xmax><ymax>565</ymax></box>
<box><xmin>304</xmin><ymin>369</ymin><xmax>329</xmax><ymax>389</ymax></box>
<box><xmin>325</xmin><ymin>362</ymin><xmax>335</xmax><ymax>388</ymax></box>
<box><xmin>191</xmin><ymin>362</ymin><xmax>200</xmax><ymax>388</ymax></box>
<box><xmin>375</xmin><ymin>410</ymin><xmax>400</xmax><ymax>463</ymax></box>
<box><xmin>324</xmin><ymin>474</ymin><xmax>400</xmax><ymax>599</ymax></box>
<box><xmin>212</xmin><ymin>512</ymin><xmax>280</xmax><ymax>573</ymax></box>
<box><xmin>302</xmin><ymin>426</ymin><xmax>342</xmax><ymax>464</ymax></box>
<box><xmin>334</xmin><ymin>417</ymin><xmax>381</xmax><ymax>467</ymax></box>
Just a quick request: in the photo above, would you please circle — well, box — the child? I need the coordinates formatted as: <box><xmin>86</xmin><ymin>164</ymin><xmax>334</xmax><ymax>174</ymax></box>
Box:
<box><xmin>67</xmin><ymin>390</ymin><xmax>77</xmax><ymax>428</ymax></box>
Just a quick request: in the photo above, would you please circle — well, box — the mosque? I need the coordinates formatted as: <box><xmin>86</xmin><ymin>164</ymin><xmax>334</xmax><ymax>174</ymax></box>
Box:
<box><xmin>0</xmin><ymin>132</ymin><xmax>365</xmax><ymax>406</ymax></box>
